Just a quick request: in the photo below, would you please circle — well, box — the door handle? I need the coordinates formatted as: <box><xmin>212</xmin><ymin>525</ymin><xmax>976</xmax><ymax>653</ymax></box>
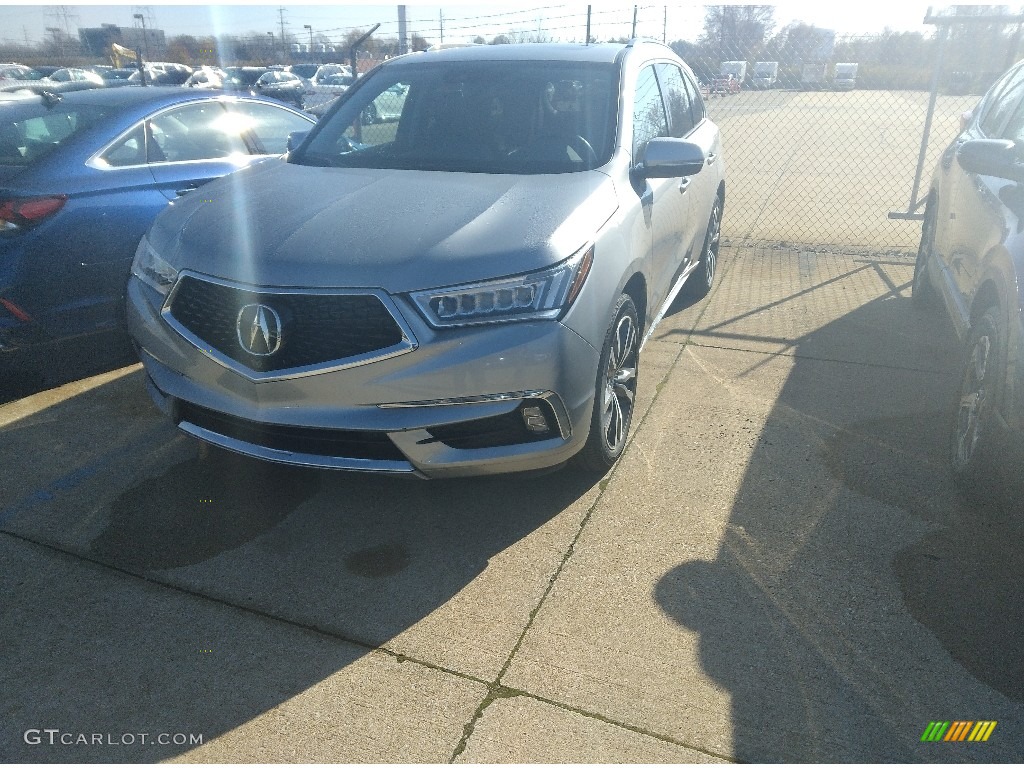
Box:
<box><xmin>678</xmin><ymin>177</ymin><xmax>691</xmax><ymax>193</ymax></box>
<box><xmin>706</xmin><ymin>152</ymin><xmax>718</xmax><ymax>165</ymax></box>
<box><xmin>176</xmin><ymin>185</ymin><xmax>199</xmax><ymax>197</ymax></box>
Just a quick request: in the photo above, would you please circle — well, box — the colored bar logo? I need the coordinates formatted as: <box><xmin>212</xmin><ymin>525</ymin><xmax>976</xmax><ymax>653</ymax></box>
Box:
<box><xmin>921</xmin><ymin>721</ymin><xmax>997</xmax><ymax>742</ymax></box>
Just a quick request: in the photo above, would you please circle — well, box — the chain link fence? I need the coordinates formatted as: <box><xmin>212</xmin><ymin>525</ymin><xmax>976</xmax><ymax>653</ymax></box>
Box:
<box><xmin>677</xmin><ymin>15</ymin><xmax>1023</xmax><ymax>251</ymax></box>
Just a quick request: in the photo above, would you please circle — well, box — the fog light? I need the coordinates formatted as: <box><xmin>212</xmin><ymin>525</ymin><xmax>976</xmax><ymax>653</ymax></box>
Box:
<box><xmin>521</xmin><ymin>405</ymin><xmax>550</xmax><ymax>433</ymax></box>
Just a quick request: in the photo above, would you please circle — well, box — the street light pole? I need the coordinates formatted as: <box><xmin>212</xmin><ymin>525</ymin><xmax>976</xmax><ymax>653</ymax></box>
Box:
<box><xmin>133</xmin><ymin>13</ymin><xmax>149</xmax><ymax>60</ymax></box>
<box><xmin>267</xmin><ymin>31</ymin><xmax>274</xmax><ymax>63</ymax></box>
<box><xmin>304</xmin><ymin>24</ymin><xmax>313</xmax><ymax>60</ymax></box>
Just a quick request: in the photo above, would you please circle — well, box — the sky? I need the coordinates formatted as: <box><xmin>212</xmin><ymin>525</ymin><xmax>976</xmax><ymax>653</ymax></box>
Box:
<box><xmin>0</xmin><ymin>1</ymin><xmax>943</xmax><ymax>50</ymax></box>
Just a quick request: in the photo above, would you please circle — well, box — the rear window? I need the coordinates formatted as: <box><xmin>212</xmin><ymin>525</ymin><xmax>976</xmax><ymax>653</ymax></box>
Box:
<box><xmin>0</xmin><ymin>104</ymin><xmax>110</xmax><ymax>167</ymax></box>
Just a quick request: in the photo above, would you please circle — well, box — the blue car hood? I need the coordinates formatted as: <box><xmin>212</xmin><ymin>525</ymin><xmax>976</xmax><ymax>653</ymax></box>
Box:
<box><xmin>150</xmin><ymin>158</ymin><xmax>618</xmax><ymax>294</ymax></box>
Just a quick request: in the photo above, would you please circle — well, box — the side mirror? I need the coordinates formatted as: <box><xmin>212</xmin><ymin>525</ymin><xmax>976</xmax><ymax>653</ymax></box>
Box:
<box><xmin>636</xmin><ymin>137</ymin><xmax>706</xmax><ymax>179</ymax></box>
<box><xmin>956</xmin><ymin>138</ymin><xmax>1024</xmax><ymax>181</ymax></box>
<box><xmin>286</xmin><ymin>131</ymin><xmax>309</xmax><ymax>152</ymax></box>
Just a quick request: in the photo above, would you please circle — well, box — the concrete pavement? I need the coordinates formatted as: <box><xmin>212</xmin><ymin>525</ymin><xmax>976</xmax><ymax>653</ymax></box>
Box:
<box><xmin>2</xmin><ymin>245</ymin><xmax>1022</xmax><ymax>762</ymax></box>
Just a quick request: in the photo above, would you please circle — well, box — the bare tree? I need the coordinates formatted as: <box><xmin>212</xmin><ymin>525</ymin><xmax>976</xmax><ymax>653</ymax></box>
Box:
<box><xmin>701</xmin><ymin>5</ymin><xmax>775</xmax><ymax>59</ymax></box>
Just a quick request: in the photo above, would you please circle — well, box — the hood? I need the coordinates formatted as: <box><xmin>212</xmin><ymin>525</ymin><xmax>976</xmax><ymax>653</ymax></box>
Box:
<box><xmin>151</xmin><ymin>158</ymin><xmax>618</xmax><ymax>294</ymax></box>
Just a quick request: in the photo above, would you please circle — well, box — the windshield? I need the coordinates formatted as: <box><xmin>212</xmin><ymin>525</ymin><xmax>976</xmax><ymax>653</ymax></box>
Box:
<box><xmin>0</xmin><ymin>103</ymin><xmax>111</xmax><ymax>167</ymax></box>
<box><xmin>297</xmin><ymin>60</ymin><xmax>618</xmax><ymax>174</ymax></box>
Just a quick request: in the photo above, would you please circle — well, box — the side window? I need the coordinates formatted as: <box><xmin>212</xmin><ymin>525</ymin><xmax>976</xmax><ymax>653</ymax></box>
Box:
<box><xmin>100</xmin><ymin>123</ymin><xmax>147</xmax><ymax>166</ymax></box>
<box><xmin>228</xmin><ymin>102</ymin><xmax>312</xmax><ymax>155</ymax></box>
<box><xmin>655</xmin><ymin>63</ymin><xmax>695</xmax><ymax>138</ymax></box>
<box><xmin>682</xmin><ymin>71</ymin><xmax>705</xmax><ymax>125</ymax></box>
<box><xmin>980</xmin><ymin>65</ymin><xmax>1024</xmax><ymax>136</ymax></box>
<box><xmin>632</xmin><ymin>65</ymin><xmax>669</xmax><ymax>159</ymax></box>
<box><xmin>147</xmin><ymin>102</ymin><xmax>248</xmax><ymax>163</ymax></box>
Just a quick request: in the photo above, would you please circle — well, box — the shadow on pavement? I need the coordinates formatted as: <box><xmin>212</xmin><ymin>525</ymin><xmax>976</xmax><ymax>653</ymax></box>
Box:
<box><xmin>654</xmin><ymin>288</ymin><xmax>1024</xmax><ymax>761</ymax></box>
<box><xmin>1</xmin><ymin>370</ymin><xmax>596</xmax><ymax>761</ymax></box>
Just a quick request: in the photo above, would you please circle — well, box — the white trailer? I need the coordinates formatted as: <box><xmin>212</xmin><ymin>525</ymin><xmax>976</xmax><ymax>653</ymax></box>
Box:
<box><xmin>833</xmin><ymin>62</ymin><xmax>858</xmax><ymax>91</ymax></box>
<box><xmin>752</xmin><ymin>61</ymin><xmax>778</xmax><ymax>89</ymax></box>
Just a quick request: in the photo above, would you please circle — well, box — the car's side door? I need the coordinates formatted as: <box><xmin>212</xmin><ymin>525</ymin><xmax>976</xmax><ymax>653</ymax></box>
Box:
<box><xmin>944</xmin><ymin>64</ymin><xmax>1024</xmax><ymax>329</ymax></box>
<box><xmin>654</xmin><ymin>61</ymin><xmax>716</xmax><ymax>277</ymax></box>
<box><xmin>632</xmin><ymin>63</ymin><xmax>687</xmax><ymax>307</ymax></box>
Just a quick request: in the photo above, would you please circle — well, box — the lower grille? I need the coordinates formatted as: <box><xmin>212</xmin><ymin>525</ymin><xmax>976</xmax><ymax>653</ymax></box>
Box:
<box><xmin>177</xmin><ymin>401</ymin><xmax>407</xmax><ymax>462</ymax></box>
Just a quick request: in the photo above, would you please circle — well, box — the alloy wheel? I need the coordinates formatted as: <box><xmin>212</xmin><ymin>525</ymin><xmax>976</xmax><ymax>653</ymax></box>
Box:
<box><xmin>704</xmin><ymin>199</ymin><xmax>721</xmax><ymax>287</ymax></box>
<box><xmin>953</xmin><ymin>332</ymin><xmax>991</xmax><ymax>470</ymax></box>
<box><xmin>600</xmin><ymin>312</ymin><xmax>638</xmax><ymax>453</ymax></box>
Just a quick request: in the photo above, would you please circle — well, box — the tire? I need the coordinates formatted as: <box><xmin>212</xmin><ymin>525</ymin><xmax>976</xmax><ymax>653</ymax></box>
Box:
<box><xmin>912</xmin><ymin>198</ymin><xmax>939</xmax><ymax>309</ymax></box>
<box><xmin>687</xmin><ymin>196</ymin><xmax>722</xmax><ymax>299</ymax></box>
<box><xmin>573</xmin><ymin>294</ymin><xmax>640</xmax><ymax>474</ymax></box>
<box><xmin>950</xmin><ymin>305</ymin><xmax>1007</xmax><ymax>498</ymax></box>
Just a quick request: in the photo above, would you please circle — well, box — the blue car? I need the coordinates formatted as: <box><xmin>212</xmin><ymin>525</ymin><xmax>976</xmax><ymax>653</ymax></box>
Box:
<box><xmin>0</xmin><ymin>87</ymin><xmax>314</xmax><ymax>388</ymax></box>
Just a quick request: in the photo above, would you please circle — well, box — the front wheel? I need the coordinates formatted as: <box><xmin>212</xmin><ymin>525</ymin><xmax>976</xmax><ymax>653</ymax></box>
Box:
<box><xmin>950</xmin><ymin>305</ymin><xmax>1006</xmax><ymax>497</ymax></box>
<box><xmin>573</xmin><ymin>295</ymin><xmax>640</xmax><ymax>474</ymax></box>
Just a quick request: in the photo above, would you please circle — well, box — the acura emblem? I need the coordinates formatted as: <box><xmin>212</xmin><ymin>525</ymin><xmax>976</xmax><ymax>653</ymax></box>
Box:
<box><xmin>236</xmin><ymin>303</ymin><xmax>283</xmax><ymax>356</ymax></box>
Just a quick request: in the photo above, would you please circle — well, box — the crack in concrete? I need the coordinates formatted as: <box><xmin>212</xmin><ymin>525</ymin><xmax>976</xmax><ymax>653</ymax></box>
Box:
<box><xmin>447</xmin><ymin>260</ymin><xmax>735</xmax><ymax>764</ymax></box>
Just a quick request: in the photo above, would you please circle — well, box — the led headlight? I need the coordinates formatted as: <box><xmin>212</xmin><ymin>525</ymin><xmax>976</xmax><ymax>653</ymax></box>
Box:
<box><xmin>131</xmin><ymin>235</ymin><xmax>179</xmax><ymax>297</ymax></box>
<box><xmin>411</xmin><ymin>245</ymin><xmax>594</xmax><ymax>328</ymax></box>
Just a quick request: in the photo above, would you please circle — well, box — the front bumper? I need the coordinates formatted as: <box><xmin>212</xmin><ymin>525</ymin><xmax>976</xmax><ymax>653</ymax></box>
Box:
<box><xmin>127</xmin><ymin>276</ymin><xmax>600</xmax><ymax>478</ymax></box>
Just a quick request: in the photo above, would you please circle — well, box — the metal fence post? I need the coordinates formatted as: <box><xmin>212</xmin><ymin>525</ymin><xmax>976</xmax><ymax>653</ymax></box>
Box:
<box><xmin>891</xmin><ymin>24</ymin><xmax>948</xmax><ymax>220</ymax></box>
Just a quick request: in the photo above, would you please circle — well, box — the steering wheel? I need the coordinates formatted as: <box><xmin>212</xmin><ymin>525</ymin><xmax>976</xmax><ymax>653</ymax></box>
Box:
<box><xmin>568</xmin><ymin>134</ymin><xmax>598</xmax><ymax>167</ymax></box>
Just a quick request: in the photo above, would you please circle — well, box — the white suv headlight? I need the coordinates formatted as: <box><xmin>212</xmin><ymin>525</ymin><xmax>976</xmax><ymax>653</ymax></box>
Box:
<box><xmin>131</xmin><ymin>235</ymin><xmax>179</xmax><ymax>297</ymax></box>
<box><xmin>410</xmin><ymin>245</ymin><xmax>593</xmax><ymax>328</ymax></box>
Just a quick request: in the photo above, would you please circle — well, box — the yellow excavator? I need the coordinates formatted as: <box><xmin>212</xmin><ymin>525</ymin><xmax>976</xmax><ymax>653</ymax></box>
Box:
<box><xmin>110</xmin><ymin>42</ymin><xmax>140</xmax><ymax>68</ymax></box>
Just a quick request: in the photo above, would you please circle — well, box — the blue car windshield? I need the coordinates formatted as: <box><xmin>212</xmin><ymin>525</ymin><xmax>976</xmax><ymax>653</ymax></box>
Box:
<box><xmin>298</xmin><ymin>60</ymin><xmax>619</xmax><ymax>174</ymax></box>
<box><xmin>0</xmin><ymin>103</ymin><xmax>111</xmax><ymax>167</ymax></box>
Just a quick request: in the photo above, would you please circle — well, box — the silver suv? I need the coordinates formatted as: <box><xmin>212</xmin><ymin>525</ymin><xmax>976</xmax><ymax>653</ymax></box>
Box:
<box><xmin>127</xmin><ymin>41</ymin><xmax>725</xmax><ymax>478</ymax></box>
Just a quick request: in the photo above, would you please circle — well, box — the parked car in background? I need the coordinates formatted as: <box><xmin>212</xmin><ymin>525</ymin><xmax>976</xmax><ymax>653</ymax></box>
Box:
<box><xmin>128</xmin><ymin>67</ymin><xmax>191</xmax><ymax>86</ymax></box>
<box><xmin>222</xmin><ymin>66</ymin><xmax>270</xmax><ymax>93</ymax></box>
<box><xmin>0</xmin><ymin>88</ymin><xmax>314</xmax><ymax>388</ymax></box>
<box><xmin>127</xmin><ymin>41</ymin><xmax>725</xmax><ymax>478</ymax></box>
<box><xmin>312</xmin><ymin>63</ymin><xmax>352</xmax><ymax>85</ymax></box>
<box><xmin>284</xmin><ymin>64</ymin><xmax>316</xmax><ymax>91</ymax></box>
<box><xmin>101</xmin><ymin>68</ymin><xmax>139</xmax><ymax>87</ymax></box>
<box><xmin>32</xmin><ymin>65</ymin><xmax>61</xmax><ymax>79</ymax></box>
<box><xmin>0</xmin><ymin>64</ymin><xmax>45</xmax><ymax>86</ymax></box>
<box><xmin>914</xmin><ymin>57</ymin><xmax>1024</xmax><ymax>497</ymax></box>
<box><xmin>183</xmin><ymin>66</ymin><xmax>227</xmax><ymax>90</ymax></box>
<box><xmin>45</xmin><ymin>68</ymin><xmax>105</xmax><ymax>86</ymax></box>
<box><xmin>1</xmin><ymin>67</ymin><xmax>106</xmax><ymax>95</ymax></box>
<box><xmin>251</xmin><ymin>70</ymin><xmax>306</xmax><ymax>108</ymax></box>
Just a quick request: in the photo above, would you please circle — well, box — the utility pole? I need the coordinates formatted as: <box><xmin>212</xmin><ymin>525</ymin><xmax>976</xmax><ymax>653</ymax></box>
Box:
<box><xmin>663</xmin><ymin>6</ymin><xmax>667</xmax><ymax>44</ymax></box>
<box><xmin>439</xmin><ymin>10</ymin><xmax>444</xmax><ymax>45</ymax></box>
<box><xmin>631</xmin><ymin>5</ymin><xmax>637</xmax><ymax>38</ymax></box>
<box><xmin>585</xmin><ymin>5</ymin><xmax>591</xmax><ymax>44</ymax></box>
<box><xmin>133</xmin><ymin>13</ymin><xmax>149</xmax><ymax>59</ymax></box>
<box><xmin>398</xmin><ymin>5</ymin><xmax>408</xmax><ymax>55</ymax></box>
<box><xmin>279</xmin><ymin>7</ymin><xmax>287</xmax><ymax>61</ymax></box>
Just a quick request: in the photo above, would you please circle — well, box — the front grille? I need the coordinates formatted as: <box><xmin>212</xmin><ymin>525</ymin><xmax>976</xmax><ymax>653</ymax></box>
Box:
<box><xmin>177</xmin><ymin>401</ymin><xmax>407</xmax><ymax>462</ymax></box>
<box><xmin>427</xmin><ymin>402</ymin><xmax>556</xmax><ymax>450</ymax></box>
<box><xmin>168</xmin><ymin>276</ymin><xmax>405</xmax><ymax>373</ymax></box>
